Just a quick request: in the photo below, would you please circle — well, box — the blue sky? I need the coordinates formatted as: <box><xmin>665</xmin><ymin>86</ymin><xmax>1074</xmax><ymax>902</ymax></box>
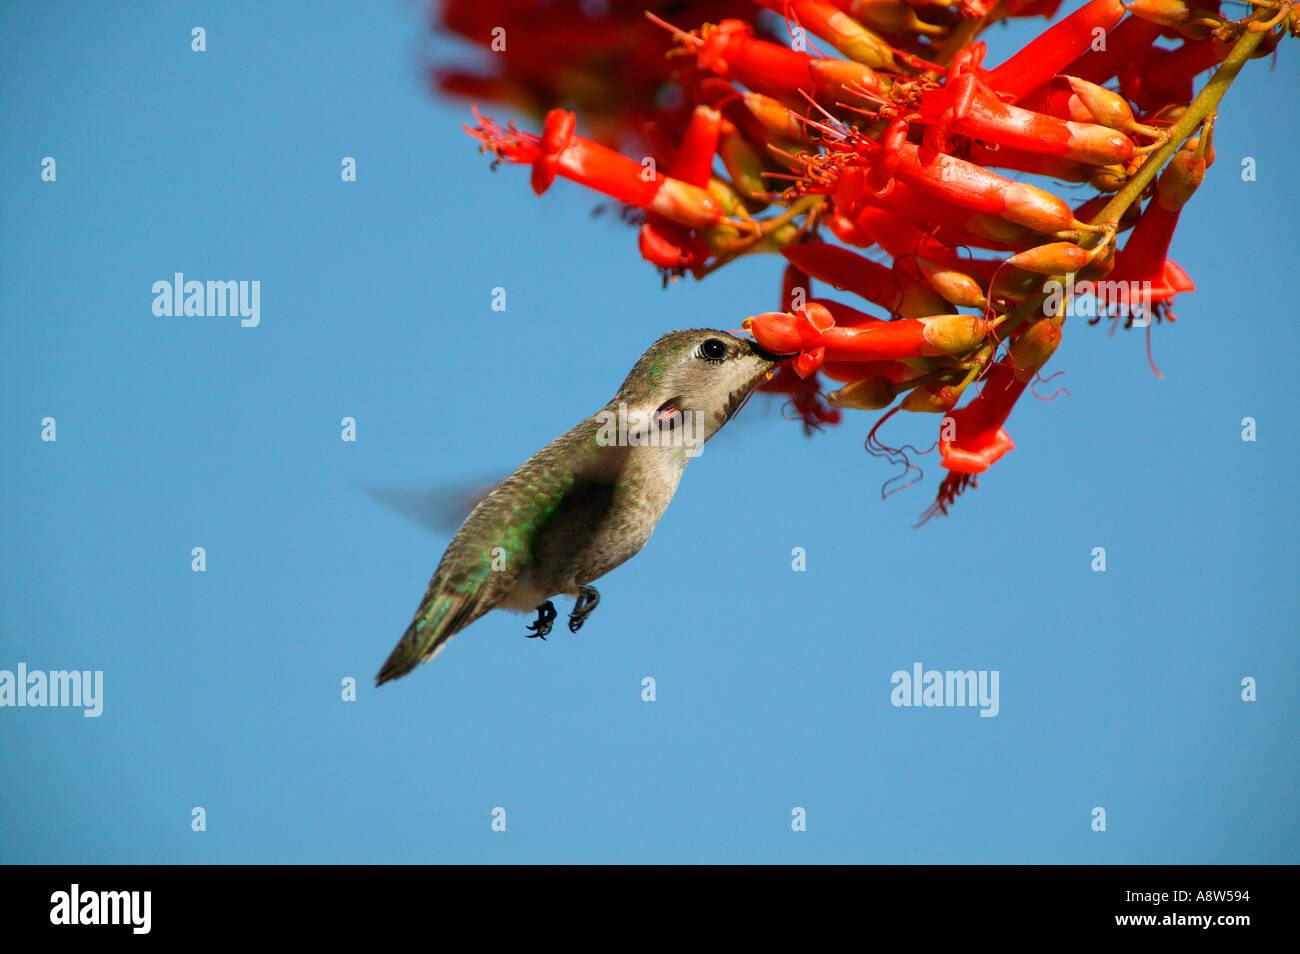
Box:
<box><xmin>1</xmin><ymin>1</ymin><xmax>1295</xmax><ymax>863</ymax></box>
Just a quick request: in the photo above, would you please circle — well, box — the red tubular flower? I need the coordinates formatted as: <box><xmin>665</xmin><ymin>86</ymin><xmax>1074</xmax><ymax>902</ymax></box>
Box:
<box><xmin>693</xmin><ymin>82</ymin><xmax>790</xmax><ymax>195</ymax></box>
<box><xmin>746</xmin><ymin>302</ymin><xmax>838</xmax><ymax>353</ymax></box>
<box><xmin>961</xmin><ymin>141</ymin><xmax>1095</xmax><ymax>183</ymax></box>
<box><xmin>780</xmin><ymin>243</ymin><xmax>900</xmax><ymax>311</ymax></box>
<box><xmin>844</xmin><ymin>207</ymin><xmax>953</xmax><ymax>271</ymax></box>
<box><xmin>851</xmin><ymin>120</ymin><xmax>1081</xmax><ymax>233</ymax></box>
<box><xmin>1092</xmin><ymin>208</ymin><xmax>1195</xmax><ymax>313</ymax></box>
<box><xmin>670</xmin><ymin>106</ymin><xmax>723</xmax><ymax>186</ymax></box>
<box><xmin>685</xmin><ymin>18</ymin><xmax>892</xmax><ymax>106</ymax></box>
<box><xmin>784</xmin><ymin>236</ymin><xmax>954</xmax><ymax>319</ymax></box>
<box><xmin>938</xmin><ymin>376</ymin><xmax>1019</xmax><ymax>474</ymax></box>
<box><xmin>821</xmin><ymin>357</ymin><xmax>918</xmax><ymax>383</ymax></box>
<box><xmin>919</xmin><ymin>72</ymin><xmax>1137</xmax><ymax>167</ymax></box>
<box><xmin>758</xmin><ymin>267</ymin><xmax>844</xmax><ymax>429</ymax></box>
<box><xmin>693</xmin><ymin>19</ymin><xmax>821</xmax><ymax>100</ymax></box>
<box><xmin>811</xmin><ymin>297</ymin><xmax>891</xmax><ymax>327</ymax></box>
<box><xmin>983</xmin><ymin>0</ymin><xmax>1126</xmax><ymax>102</ymax></box>
<box><xmin>1016</xmin><ymin>80</ymin><xmax>1096</xmax><ymax>123</ymax></box>
<box><xmin>847</xmin><ymin>207</ymin><xmax>1006</xmax><ymax>303</ymax></box>
<box><xmin>748</xmin><ymin>307</ymin><xmax>991</xmax><ymax>362</ymax></box>
<box><xmin>1119</xmin><ymin>38</ymin><xmax>1228</xmax><ymax>112</ymax></box>
<box><xmin>438</xmin><ymin>0</ymin><xmax>1287</xmax><ymax>519</ymax></box>
<box><xmin>530</xmin><ymin>109</ymin><xmax>576</xmax><ymax>194</ymax></box>
<box><xmin>938</xmin><ymin>319</ymin><xmax>1062</xmax><ymax>474</ymax></box>
<box><xmin>792</xmin><ymin>346</ymin><xmax>827</xmax><ymax>377</ymax></box>
<box><xmin>1062</xmin><ymin>12</ymin><xmax>1165</xmax><ymax>84</ymax></box>
<box><xmin>840</xmin><ymin>169</ymin><xmax>1034</xmax><ymax>248</ymax></box>
<box><xmin>637</xmin><ymin>221</ymin><xmax>711</xmax><ymax>270</ymax></box>
<box><xmin>472</xmin><ymin>109</ymin><xmax>724</xmax><ymax>230</ymax></box>
<box><xmin>637</xmin><ymin>105</ymin><xmax>724</xmax><ymax>269</ymax></box>
<box><xmin>1096</xmin><ymin>139</ymin><xmax>1207</xmax><ymax>313</ymax></box>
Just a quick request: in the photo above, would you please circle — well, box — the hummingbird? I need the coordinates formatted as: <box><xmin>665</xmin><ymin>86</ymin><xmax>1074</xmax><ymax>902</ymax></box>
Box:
<box><xmin>375</xmin><ymin>328</ymin><xmax>778</xmax><ymax>685</ymax></box>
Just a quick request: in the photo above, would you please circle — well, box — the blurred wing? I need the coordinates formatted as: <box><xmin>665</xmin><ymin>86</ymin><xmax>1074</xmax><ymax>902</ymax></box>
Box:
<box><xmin>358</xmin><ymin>476</ymin><xmax>502</xmax><ymax>534</ymax></box>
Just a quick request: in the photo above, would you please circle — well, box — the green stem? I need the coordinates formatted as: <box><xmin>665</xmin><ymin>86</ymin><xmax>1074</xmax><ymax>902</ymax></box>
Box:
<box><xmin>990</xmin><ymin>18</ymin><xmax>1274</xmax><ymax>344</ymax></box>
<box><xmin>1089</xmin><ymin>21</ymin><xmax>1269</xmax><ymax>231</ymax></box>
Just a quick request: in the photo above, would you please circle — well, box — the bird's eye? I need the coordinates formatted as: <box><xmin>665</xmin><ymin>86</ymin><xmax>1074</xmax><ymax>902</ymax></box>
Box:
<box><xmin>699</xmin><ymin>338</ymin><xmax>728</xmax><ymax>361</ymax></box>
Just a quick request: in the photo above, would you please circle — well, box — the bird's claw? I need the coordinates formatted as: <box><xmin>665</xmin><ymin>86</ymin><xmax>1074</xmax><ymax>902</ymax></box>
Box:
<box><xmin>568</xmin><ymin>585</ymin><xmax>600</xmax><ymax>634</ymax></box>
<box><xmin>526</xmin><ymin>601</ymin><xmax>556</xmax><ymax>640</ymax></box>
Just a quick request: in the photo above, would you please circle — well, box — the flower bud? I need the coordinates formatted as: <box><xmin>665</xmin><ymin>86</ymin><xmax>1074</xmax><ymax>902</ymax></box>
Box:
<box><xmin>1004</xmin><ymin>242</ymin><xmax>1091</xmax><ymax>275</ymax></box>
<box><xmin>920</xmin><ymin>315</ymin><xmax>988</xmax><ymax>355</ymax></box>
<box><xmin>827</xmin><ymin>374</ymin><xmax>897</xmax><ymax>409</ymax></box>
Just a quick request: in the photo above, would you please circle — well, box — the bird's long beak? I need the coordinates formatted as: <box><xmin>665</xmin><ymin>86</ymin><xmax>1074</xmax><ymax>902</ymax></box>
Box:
<box><xmin>745</xmin><ymin>338</ymin><xmax>783</xmax><ymax>365</ymax></box>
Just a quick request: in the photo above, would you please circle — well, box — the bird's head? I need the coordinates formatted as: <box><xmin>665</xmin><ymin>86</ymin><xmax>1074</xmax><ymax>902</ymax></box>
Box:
<box><xmin>611</xmin><ymin>329</ymin><xmax>779</xmax><ymax>448</ymax></box>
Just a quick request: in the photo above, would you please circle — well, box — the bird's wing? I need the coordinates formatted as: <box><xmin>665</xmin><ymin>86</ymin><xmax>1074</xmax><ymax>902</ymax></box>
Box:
<box><xmin>375</xmin><ymin>419</ymin><xmax>626</xmax><ymax>684</ymax></box>
<box><xmin>358</xmin><ymin>476</ymin><xmax>501</xmax><ymax>535</ymax></box>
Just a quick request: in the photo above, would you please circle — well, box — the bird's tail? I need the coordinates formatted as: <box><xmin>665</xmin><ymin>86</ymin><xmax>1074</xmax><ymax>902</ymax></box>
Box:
<box><xmin>375</xmin><ymin>588</ymin><xmax>479</xmax><ymax>686</ymax></box>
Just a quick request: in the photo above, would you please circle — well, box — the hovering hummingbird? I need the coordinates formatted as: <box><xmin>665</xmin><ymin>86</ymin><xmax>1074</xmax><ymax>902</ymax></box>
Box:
<box><xmin>375</xmin><ymin>328</ymin><xmax>778</xmax><ymax>684</ymax></box>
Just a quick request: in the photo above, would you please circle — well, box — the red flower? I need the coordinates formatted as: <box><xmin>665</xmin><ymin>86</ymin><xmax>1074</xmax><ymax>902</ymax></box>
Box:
<box><xmin>428</xmin><ymin>0</ymin><xmax>1291</xmax><ymax>519</ymax></box>
<box><xmin>939</xmin><ymin>319</ymin><xmax>1061</xmax><ymax>474</ymax></box>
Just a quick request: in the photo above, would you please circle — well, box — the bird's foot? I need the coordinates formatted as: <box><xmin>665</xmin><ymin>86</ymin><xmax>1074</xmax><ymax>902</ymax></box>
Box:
<box><xmin>569</xmin><ymin>585</ymin><xmax>600</xmax><ymax>633</ymax></box>
<box><xmin>526</xmin><ymin>601</ymin><xmax>556</xmax><ymax>640</ymax></box>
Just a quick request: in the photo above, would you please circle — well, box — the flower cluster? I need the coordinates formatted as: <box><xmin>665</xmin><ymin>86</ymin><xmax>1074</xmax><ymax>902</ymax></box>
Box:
<box><xmin>437</xmin><ymin>0</ymin><xmax>1293</xmax><ymax>519</ymax></box>
<box><xmin>432</xmin><ymin>0</ymin><xmax>768</xmax><ymax>152</ymax></box>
